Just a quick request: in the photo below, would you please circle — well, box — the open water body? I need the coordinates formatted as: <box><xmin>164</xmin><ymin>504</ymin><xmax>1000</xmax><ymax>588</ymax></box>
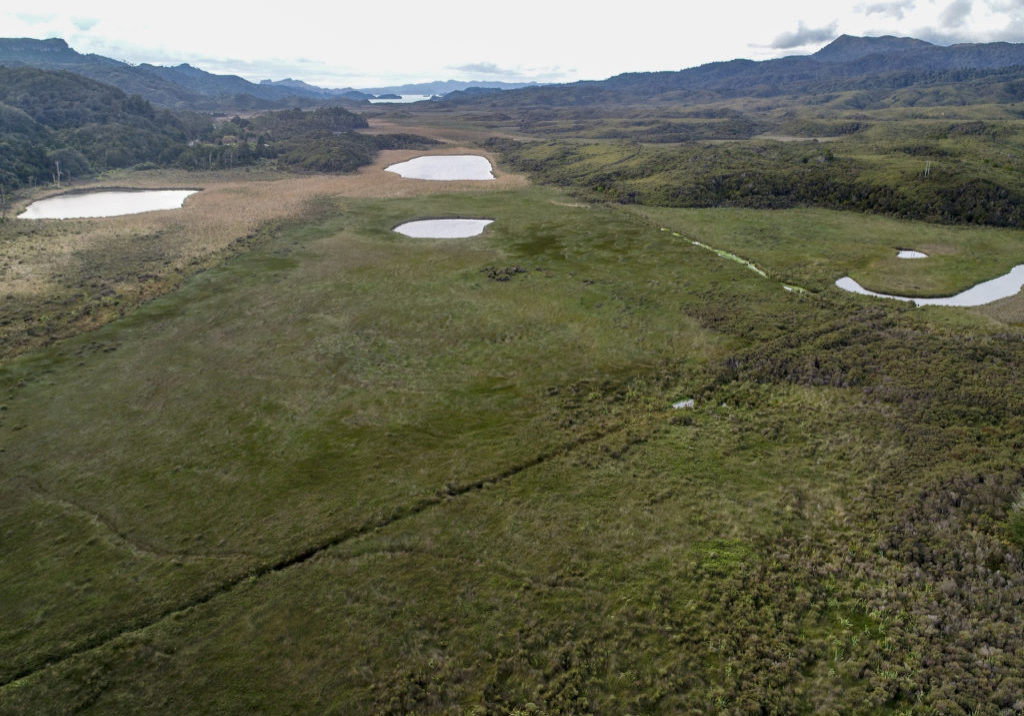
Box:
<box><xmin>18</xmin><ymin>189</ymin><xmax>197</xmax><ymax>219</ymax></box>
<box><xmin>835</xmin><ymin>265</ymin><xmax>1024</xmax><ymax>306</ymax></box>
<box><xmin>385</xmin><ymin>155</ymin><xmax>494</xmax><ymax>181</ymax></box>
<box><xmin>393</xmin><ymin>219</ymin><xmax>493</xmax><ymax>238</ymax></box>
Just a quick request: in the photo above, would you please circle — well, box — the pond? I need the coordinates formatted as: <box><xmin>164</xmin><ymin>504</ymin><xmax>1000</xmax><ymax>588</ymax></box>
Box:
<box><xmin>385</xmin><ymin>155</ymin><xmax>494</xmax><ymax>181</ymax></box>
<box><xmin>393</xmin><ymin>219</ymin><xmax>494</xmax><ymax>238</ymax></box>
<box><xmin>18</xmin><ymin>189</ymin><xmax>198</xmax><ymax>219</ymax></box>
<box><xmin>835</xmin><ymin>264</ymin><xmax>1024</xmax><ymax>306</ymax></box>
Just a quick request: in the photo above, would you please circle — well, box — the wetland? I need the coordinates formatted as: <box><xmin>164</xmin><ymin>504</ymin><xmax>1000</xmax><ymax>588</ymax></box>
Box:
<box><xmin>385</xmin><ymin>154</ymin><xmax>495</xmax><ymax>180</ymax></box>
<box><xmin>2</xmin><ymin>52</ymin><xmax>1024</xmax><ymax>715</ymax></box>
<box><xmin>18</xmin><ymin>189</ymin><xmax>198</xmax><ymax>219</ymax></box>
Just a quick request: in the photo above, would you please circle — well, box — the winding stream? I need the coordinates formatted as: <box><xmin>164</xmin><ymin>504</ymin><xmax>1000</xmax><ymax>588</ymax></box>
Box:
<box><xmin>835</xmin><ymin>266</ymin><xmax>1024</xmax><ymax>307</ymax></box>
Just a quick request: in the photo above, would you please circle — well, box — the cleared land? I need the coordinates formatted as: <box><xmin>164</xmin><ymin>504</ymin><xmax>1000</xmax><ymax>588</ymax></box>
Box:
<box><xmin>2</xmin><ymin>110</ymin><xmax>1023</xmax><ymax>714</ymax></box>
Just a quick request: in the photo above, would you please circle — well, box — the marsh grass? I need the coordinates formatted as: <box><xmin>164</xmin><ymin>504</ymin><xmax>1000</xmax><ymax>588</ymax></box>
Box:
<box><xmin>0</xmin><ymin>186</ymin><xmax>733</xmax><ymax>686</ymax></box>
<box><xmin>4</xmin><ymin>106</ymin><xmax>1024</xmax><ymax>713</ymax></box>
<box><xmin>0</xmin><ymin>150</ymin><xmax>525</xmax><ymax>360</ymax></box>
<box><xmin>633</xmin><ymin>204</ymin><xmax>1024</xmax><ymax>305</ymax></box>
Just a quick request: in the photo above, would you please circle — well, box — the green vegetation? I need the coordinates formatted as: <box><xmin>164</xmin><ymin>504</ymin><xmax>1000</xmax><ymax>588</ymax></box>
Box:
<box><xmin>190</xmin><ymin>109</ymin><xmax>439</xmax><ymax>173</ymax></box>
<box><xmin>3</xmin><ymin>35</ymin><xmax>1024</xmax><ymax>714</ymax></box>
<box><xmin>2</xmin><ymin>178</ymin><xmax>1023</xmax><ymax>712</ymax></box>
<box><xmin>0</xmin><ymin>67</ymin><xmax>199</xmax><ymax>189</ymax></box>
<box><xmin>635</xmin><ymin>205</ymin><xmax>1024</xmax><ymax>296</ymax></box>
<box><xmin>0</xmin><ymin>68</ymin><xmax>437</xmax><ymax>191</ymax></box>
<box><xmin>485</xmin><ymin>113</ymin><xmax>1024</xmax><ymax>228</ymax></box>
<box><xmin>0</xmin><ymin>37</ymin><xmax>372</xmax><ymax>110</ymax></box>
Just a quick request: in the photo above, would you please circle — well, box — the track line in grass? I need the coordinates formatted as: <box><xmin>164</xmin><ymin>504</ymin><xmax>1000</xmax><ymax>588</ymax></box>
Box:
<box><xmin>0</xmin><ymin>421</ymin><xmax>654</xmax><ymax>691</ymax></box>
<box><xmin>22</xmin><ymin>480</ymin><xmax>255</xmax><ymax>563</ymax></box>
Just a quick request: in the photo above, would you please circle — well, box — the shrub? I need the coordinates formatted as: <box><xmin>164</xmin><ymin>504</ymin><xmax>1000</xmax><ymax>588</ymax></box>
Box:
<box><xmin>1009</xmin><ymin>491</ymin><xmax>1024</xmax><ymax>548</ymax></box>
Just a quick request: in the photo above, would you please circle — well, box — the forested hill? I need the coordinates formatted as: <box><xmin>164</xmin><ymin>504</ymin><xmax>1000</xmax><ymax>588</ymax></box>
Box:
<box><xmin>0</xmin><ymin>37</ymin><xmax>367</xmax><ymax>111</ymax></box>
<box><xmin>441</xmin><ymin>34</ymin><xmax>1024</xmax><ymax>106</ymax></box>
<box><xmin>0</xmin><ymin>66</ymin><xmax>209</xmax><ymax>190</ymax></box>
<box><xmin>0</xmin><ymin>66</ymin><xmax>438</xmax><ymax>194</ymax></box>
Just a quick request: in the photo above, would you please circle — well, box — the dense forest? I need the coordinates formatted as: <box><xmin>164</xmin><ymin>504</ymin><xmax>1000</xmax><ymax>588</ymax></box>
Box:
<box><xmin>0</xmin><ymin>66</ymin><xmax>202</xmax><ymax>190</ymax></box>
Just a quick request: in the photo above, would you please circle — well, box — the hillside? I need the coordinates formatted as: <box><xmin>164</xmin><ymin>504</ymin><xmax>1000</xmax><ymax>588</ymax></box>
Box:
<box><xmin>0</xmin><ymin>67</ymin><xmax>435</xmax><ymax>192</ymax></box>
<box><xmin>0</xmin><ymin>38</ymin><xmax>353</xmax><ymax>110</ymax></box>
<box><xmin>257</xmin><ymin>77</ymin><xmax>372</xmax><ymax>101</ymax></box>
<box><xmin>0</xmin><ymin>38</ymin><xmax>540</xmax><ymax>111</ymax></box>
<box><xmin>441</xmin><ymin>34</ymin><xmax>1024</xmax><ymax>107</ymax></box>
<box><xmin>0</xmin><ymin>66</ymin><xmax>205</xmax><ymax>190</ymax></box>
<box><xmin>415</xmin><ymin>35</ymin><xmax>1024</xmax><ymax>232</ymax></box>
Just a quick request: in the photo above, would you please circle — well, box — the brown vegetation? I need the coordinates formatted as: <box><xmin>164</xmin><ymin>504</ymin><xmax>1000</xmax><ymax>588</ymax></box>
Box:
<box><xmin>0</xmin><ymin>150</ymin><xmax>526</xmax><ymax>359</ymax></box>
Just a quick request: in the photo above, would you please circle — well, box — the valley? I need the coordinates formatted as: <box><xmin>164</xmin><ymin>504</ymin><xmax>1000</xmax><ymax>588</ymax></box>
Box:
<box><xmin>1</xmin><ymin>34</ymin><xmax>1023</xmax><ymax>714</ymax></box>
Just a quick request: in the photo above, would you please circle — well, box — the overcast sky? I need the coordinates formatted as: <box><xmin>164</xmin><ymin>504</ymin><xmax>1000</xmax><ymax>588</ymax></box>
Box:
<box><xmin>4</xmin><ymin>0</ymin><xmax>1024</xmax><ymax>88</ymax></box>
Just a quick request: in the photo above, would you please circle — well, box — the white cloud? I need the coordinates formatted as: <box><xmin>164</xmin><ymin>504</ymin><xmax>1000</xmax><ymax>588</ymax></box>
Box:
<box><xmin>940</xmin><ymin>0</ymin><xmax>974</xmax><ymax>27</ymax></box>
<box><xmin>71</xmin><ymin>17</ymin><xmax>98</xmax><ymax>31</ymax></box>
<box><xmin>450</xmin><ymin>62</ymin><xmax>508</xmax><ymax>76</ymax></box>
<box><xmin>14</xmin><ymin>12</ymin><xmax>56</xmax><ymax>24</ymax></box>
<box><xmin>771</xmin><ymin>21</ymin><xmax>840</xmax><ymax>49</ymax></box>
<box><xmin>858</xmin><ymin>1</ymin><xmax>917</xmax><ymax>19</ymax></box>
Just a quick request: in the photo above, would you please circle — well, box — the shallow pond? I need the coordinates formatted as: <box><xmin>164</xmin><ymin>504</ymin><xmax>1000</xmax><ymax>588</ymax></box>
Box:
<box><xmin>393</xmin><ymin>219</ymin><xmax>493</xmax><ymax>238</ymax></box>
<box><xmin>385</xmin><ymin>155</ymin><xmax>494</xmax><ymax>181</ymax></box>
<box><xmin>835</xmin><ymin>264</ymin><xmax>1024</xmax><ymax>306</ymax></box>
<box><xmin>18</xmin><ymin>189</ymin><xmax>198</xmax><ymax>219</ymax></box>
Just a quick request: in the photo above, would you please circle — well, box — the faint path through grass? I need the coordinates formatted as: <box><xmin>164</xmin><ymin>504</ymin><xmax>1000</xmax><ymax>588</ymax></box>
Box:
<box><xmin>22</xmin><ymin>480</ymin><xmax>254</xmax><ymax>563</ymax></box>
<box><xmin>658</xmin><ymin>225</ymin><xmax>811</xmax><ymax>293</ymax></box>
<box><xmin>0</xmin><ymin>417</ymin><xmax>658</xmax><ymax>691</ymax></box>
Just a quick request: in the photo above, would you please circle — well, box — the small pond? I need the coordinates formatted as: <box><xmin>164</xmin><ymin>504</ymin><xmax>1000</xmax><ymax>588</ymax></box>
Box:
<box><xmin>835</xmin><ymin>264</ymin><xmax>1024</xmax><ymax>306</ymax></box>
<box><xmin>18</xmin><ymin>189</ymin><xmax>198</xmax><ymax>219</ymax></box>
<box><xmin>385</xmin><ymin>155</ymin><xmax>494</xmax><ymax>181</ymax></box>
<box><xmin>393</xmin><ymin>219</ymin><xmax>493</xmax><ymax>238</ymax></box>
<box><xmin>897</xmin><ymin>250</ymin><xmax>928</xmax><ymax>259</ymax></box>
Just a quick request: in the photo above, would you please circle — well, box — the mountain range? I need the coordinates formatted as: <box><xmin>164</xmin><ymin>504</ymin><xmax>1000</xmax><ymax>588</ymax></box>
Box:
<box><xmin>0</xmin><ymin>38</ymin><xmax>537</xmax><ymax>112</ymax></box>
<box><xmin>441</xmin><ymin>34</ymin><xmax>1024</xmax><ymax>106</ymax></box>
<box><xmin>5</xmin><ymin>34</ymin><xmax>1024</xmax><ymax>114</ymax></box>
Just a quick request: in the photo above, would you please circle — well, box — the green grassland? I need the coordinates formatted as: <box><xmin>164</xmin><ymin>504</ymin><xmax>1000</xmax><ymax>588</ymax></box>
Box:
<box><xmin>4</xmin><ymin>78</ymin><xmax>1024</xmax><ymax>713</ymax></box>
<box><xmin>633</xmin><ymin>205</ymin><xmax>1024</xmax><ymax>298</ymax></box>
<box><xmin>1</xmin><ymin>163</ymin><xmax>1023</xmax><ymax>713</ymax></box>
<box><xmin>484</xmin><ymin>107</ymin><xmax>1024</xmax><ymax>233</ymax></box>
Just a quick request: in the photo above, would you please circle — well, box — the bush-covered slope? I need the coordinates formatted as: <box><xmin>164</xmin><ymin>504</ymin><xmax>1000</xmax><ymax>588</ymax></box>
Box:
<box><xmin>0</xmin><ymin>69</ymin><xmax>432</xmax><ymax>190</ymax></box>
<box><xmin>0</xmin><ymin>66</ymin><xmax>201</xmax><ymax>189</ymax></box>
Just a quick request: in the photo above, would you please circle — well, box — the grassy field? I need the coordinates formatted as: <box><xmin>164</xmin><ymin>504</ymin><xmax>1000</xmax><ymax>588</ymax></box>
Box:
<box><xmin>632</xmin><ymin>205</ymin><xmax>1024</xmax><ymax>302</ymax></box>
<box><xmin>2</xmin><ymin>116</ymin><xmax>1024</xmax><ymax>713</ymax></box>
<box><xmin>0</xmin><ymin>148</ymin><xmax>524</xmax><ymax>360</ymax></box>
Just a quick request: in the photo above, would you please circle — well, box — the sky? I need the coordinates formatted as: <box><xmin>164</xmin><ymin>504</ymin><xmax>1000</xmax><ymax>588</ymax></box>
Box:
<box><xmin>3</xmin><ymin>0</ymin><xmax>1024</xmax><ymax>88</ymax></box>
